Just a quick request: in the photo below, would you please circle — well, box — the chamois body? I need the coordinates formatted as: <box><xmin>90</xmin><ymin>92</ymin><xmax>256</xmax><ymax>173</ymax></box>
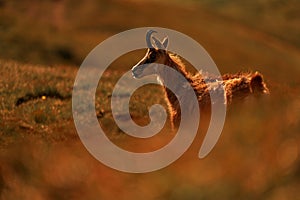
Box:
<box><xmin>157</xmin><ymin>54</ymin><xmax>269</xmax><ymax>127</ymax></box>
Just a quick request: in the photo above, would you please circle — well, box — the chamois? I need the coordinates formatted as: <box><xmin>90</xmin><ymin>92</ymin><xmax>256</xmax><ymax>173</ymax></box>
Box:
<box><xmin>131</xmin><ymin>30</ymin><xmax>269</xmax><ymax>128</ymax></box>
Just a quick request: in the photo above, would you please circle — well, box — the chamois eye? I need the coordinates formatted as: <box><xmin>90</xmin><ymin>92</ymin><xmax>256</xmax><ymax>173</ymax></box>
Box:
<box><xmin>149</xmin><ymin>52</ymin><xmax>156</xmax><ymax>60</ymax></box>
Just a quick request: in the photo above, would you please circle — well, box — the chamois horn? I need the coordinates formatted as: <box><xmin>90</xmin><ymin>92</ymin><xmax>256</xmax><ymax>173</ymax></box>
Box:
<box><xmin>146</xmin><ymin>30</ymin><xmax>157</xmax><ymax>48</ymax></box>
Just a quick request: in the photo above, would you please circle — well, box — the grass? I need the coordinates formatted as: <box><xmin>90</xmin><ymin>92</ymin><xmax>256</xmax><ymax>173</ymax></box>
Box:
<box><xmin>0</xmin><ymin>0</ymin><xmax>300</xmax><ymax>199</ymax></box>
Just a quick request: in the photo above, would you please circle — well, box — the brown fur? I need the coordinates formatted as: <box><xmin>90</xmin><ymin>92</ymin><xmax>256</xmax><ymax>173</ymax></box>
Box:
<box><xmin>161</xmin><ymin>54</ymin><xmax>269</xmax><ymax>128</ymax></box>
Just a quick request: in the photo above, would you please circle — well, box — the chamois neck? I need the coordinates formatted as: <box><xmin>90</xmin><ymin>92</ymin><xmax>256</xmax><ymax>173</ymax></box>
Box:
<box><xmin>167</xmin><ymin>54</ymin><xmax>189</xmax><ymax>79</ymax></box>
<box><xmin>158</xmin><ymin>53</ymin><xmax>191</xmax><ymax>87</ymax></box>
<box><xmin>157</xmin><ymin>53</ymin><xmax>193</xmax><ymax>125</ymax></box>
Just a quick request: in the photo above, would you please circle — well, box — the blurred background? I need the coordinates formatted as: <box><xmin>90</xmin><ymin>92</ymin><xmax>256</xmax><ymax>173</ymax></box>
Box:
<box><xmin>0</xmin><ymin>0</ymin><xmax>300</xmax><ymax>199</ymax></box>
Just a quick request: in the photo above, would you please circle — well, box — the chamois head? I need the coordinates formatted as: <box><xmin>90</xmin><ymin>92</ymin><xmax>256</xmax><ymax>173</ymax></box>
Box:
<box><xmin>132</xmin><ymin>30</ymin><xmax>170</xmax><ymax>79</ymax></box>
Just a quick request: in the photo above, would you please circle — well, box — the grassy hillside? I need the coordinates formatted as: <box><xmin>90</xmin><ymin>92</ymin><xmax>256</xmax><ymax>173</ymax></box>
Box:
<box><xmin>0</xmin><ymin>0</ymin><xmax>300</xmax><ymax>199</ymax></box>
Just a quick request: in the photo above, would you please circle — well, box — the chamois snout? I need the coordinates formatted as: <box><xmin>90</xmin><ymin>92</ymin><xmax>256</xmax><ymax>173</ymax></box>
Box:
<box><xmin>131</xmin><ymin>64</ymin><xmax>144</xmax><ymax>78</ymax></box>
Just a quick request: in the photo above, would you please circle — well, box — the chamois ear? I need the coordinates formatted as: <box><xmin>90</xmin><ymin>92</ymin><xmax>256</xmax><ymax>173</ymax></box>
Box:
<box><xmin>162</xmin><ymin>37</ymin><xmax>169</xmax><ymax>49</ymax></box>
<box><xmin>152</xmin><ymin>36</ymin><xmax>164</xmax><ymax>50</ymax></box>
